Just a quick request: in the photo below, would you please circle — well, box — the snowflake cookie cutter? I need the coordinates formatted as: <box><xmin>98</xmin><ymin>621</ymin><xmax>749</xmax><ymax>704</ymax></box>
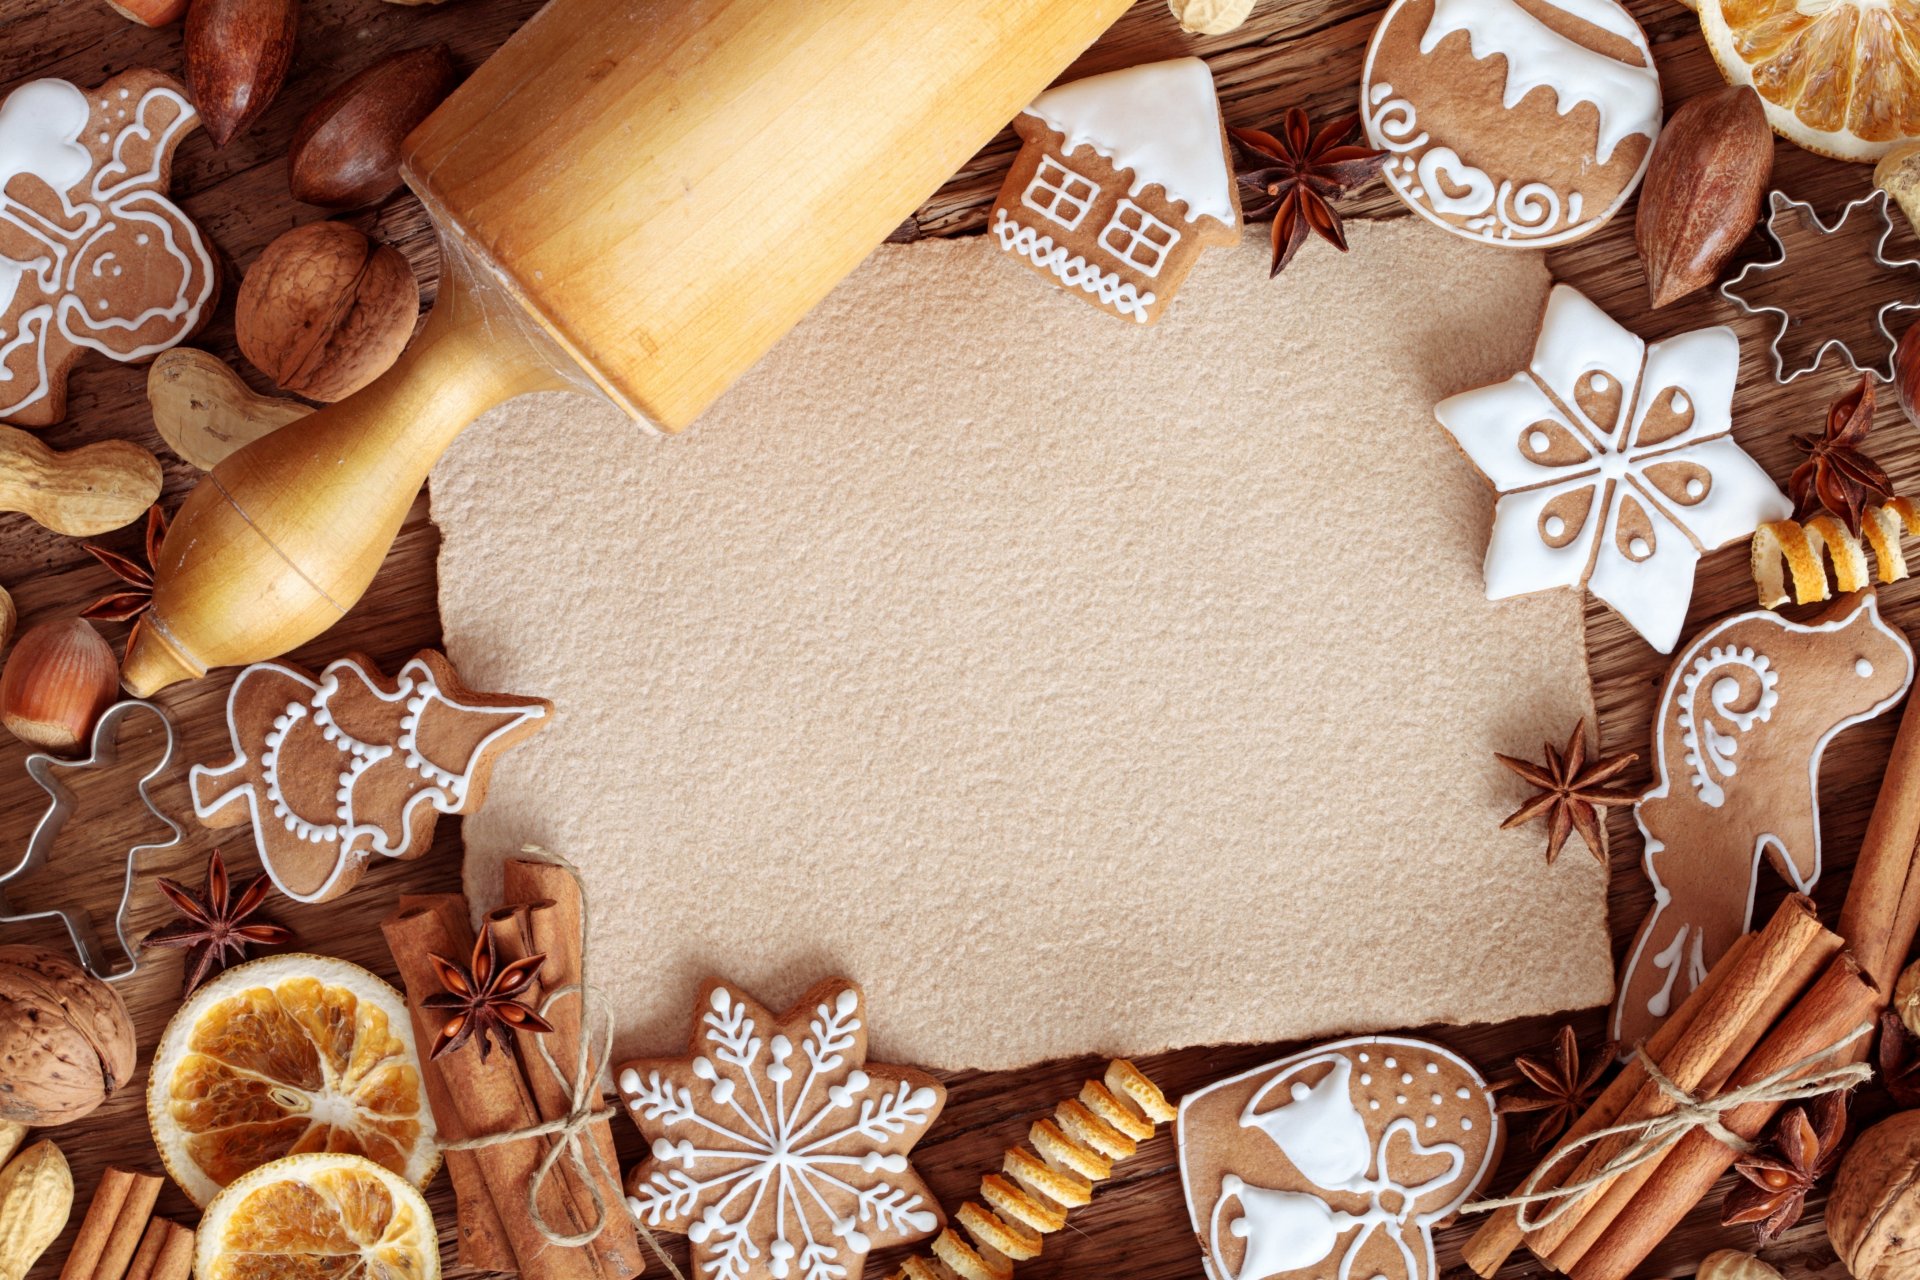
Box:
<box><xmin>1720</xmin><ymin>189</ymin><xmax>1920</xmax><ymax>384</ymax></box>
<box><xmin>0</xmin><ymin>699</ymin><xmax>183</xmax><ymax>981</ymax></box>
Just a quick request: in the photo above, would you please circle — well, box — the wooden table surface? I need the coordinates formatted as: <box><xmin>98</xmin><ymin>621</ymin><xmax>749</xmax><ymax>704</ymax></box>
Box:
<box><xmin>0</xmin><ymin>1</ymin><xmax>1911</xmax><ymax>1278</ymax></box>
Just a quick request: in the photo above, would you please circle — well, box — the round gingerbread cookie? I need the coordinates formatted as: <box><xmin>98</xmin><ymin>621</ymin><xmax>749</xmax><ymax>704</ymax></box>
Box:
<box><xmin>1360</xmin><ymin>0</ymin><xmax>1662</xmax><ymax>247</ymax></box>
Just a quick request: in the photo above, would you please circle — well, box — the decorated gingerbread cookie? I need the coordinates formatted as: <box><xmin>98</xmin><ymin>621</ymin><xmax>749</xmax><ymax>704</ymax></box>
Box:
<box><xmin>618</xmin><ymin>978</ymin><xmax>945</xmax><ymax>1280</ymax></box>
<box><xmin>990</xmin><ymin>57</ymin><xmax>1240</xmax><ymax>324</ymax></box>
<box><xmin>1435</xmin><ymin>284</ymin><xmax>1791</xmax><ymax>654</ymax></box>
<box><xmin>0</xmin><ymin>71</ymin><xmax>218</xmax><ymax>426</ymax></box>
<box><xmin>190</xmin><ymin>650</ymin><xmax>550</xmax><ymax>903</ymax></box>
<box><xmin>1613</xmin><ymin>592</ymin><xmax>1912</xmax><ymax>1049</ymax></box>
<box><xmin>1178</xmin><ymin>1036</ymin><xmax>1500</xmax><ymax>1280</ymax></box>
<box><xmin>1360</xmin><ymin>0</ymin><xmax>1661</xmax><ymax>246</ymax></box>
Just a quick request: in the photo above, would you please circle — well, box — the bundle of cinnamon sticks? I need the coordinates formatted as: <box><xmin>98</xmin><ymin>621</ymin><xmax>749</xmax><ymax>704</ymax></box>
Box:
<box><xmin>1465</xmin><ymin>687</ymin><xmax>1920</xmax><ymax>1280</ymax></box>
<box><xmin>59</xmin><ymin>1170</ymin><xmax>190</xmax><ymax>1280</ymax></box>
<box><xmin>381</xmin><ymin>855</ymin><xmax>642</xmax><ymax>1280</ymax></box>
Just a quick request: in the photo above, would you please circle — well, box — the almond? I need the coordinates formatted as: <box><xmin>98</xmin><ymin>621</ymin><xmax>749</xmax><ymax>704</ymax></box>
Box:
<box><xmin>289</xmin><ymin>46</ymin><xmax>457</xmax><ymax>209</ymax></box>
<box><xmin>1635</xmin><ymin>85</ymin><xmax>1773</xmax><ymax>309</ymax></box>
<box><xmin>184</xmin><ymin>0</ymin><xmax>299</xmax><ymax>148</ymax></box>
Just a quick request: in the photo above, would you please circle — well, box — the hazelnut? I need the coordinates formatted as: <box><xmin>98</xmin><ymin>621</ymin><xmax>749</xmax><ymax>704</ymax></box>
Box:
<box><xmin>1828</xmin><ymin>1111</ymin><xmax>1920</xmax><ymax>1280</ymax></box>
<box><xmin>1694</xmin><ymin>1250</ymin><xmax>1782</xmax><ymax>1280</ymax></box>
<box><xmin>235</xmin><ymin>222</ymin><xmax>420</xmax><ymax>403</ymax></box>
<box><xmin>0</xmin><ymin>619</ymin><xmax>118</xmax><ymax>753</ymax></box>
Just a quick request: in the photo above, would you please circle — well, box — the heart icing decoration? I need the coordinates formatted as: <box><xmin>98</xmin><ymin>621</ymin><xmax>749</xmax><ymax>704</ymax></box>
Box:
<box><xmin>1417</xmin><ymin>148</ymin><xmax>1495</xmax><ymax>215</ymax></box>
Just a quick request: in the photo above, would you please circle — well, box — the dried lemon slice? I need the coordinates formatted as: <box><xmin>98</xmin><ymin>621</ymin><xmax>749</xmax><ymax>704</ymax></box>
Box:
<box><xmin>195</xmin><ymin>1152</ymin><xmax>439</xmax><ymax>1280</ymax></box>
<box><xmin>1700</xmin><ymin>0</ymin><xmax>1920</xmax><ymax>160</ymax></box>
<box><xmin>148</xmin><ymin>954</ymin><xmax>437</xmax><ymax>1207</ymax></box>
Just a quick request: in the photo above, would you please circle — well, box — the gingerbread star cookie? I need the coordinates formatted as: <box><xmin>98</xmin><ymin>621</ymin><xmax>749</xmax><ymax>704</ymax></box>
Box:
<box><xmin>1435</xmin><ymin>284</ymin><xmax>1791</xmax><ymax>654</ymax></box>
<box><xmin>190</xmin><ymin>650</ymin><xmax>550</xmax><ymax>903</ymax></box>
<box><xmin>1178</xmin><ymin>1036</ymin><xmax>1501</xmax><ymax>1280</ymax></box>
<box><xmin>1361</xmin><ymin>0</ymin><xmax>1661</xmax><ymax>245</ymax></box>
<box><xmin>0</xmin><ymin>71</ymin><xmax>218</xmax><ymax>426</ymax></box>
<box><xmin>1613</xmin><ymin>592</ymin><xmax>1912</xmax><ymax>1049</ymax></box>
<box><xmin>618</xmin><ymin>979</ymin><xmax>946</xmax><ymax>1280</ymax></box>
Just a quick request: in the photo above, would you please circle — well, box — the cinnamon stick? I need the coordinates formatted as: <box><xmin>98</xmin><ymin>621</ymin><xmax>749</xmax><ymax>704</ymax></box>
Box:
<box><xmin>1541</xmin><ymin>919</ymin><xmax>1838</xmax><ymax>1268</ymax></box>
<box><xmin>1460</xmin><ymin>932</ymin><xmax>1751</xmax><ymax>1278</ymax></box>
<box><xmin>1520</xmin><ymin>895</ymin><xmax>1834</xmax><ymax>1259</ymax></box>
<box><xmin>382</xmin><ymin>896</ymin><xmax>609</xmax><ymax>1280</ymax></box>
<box><xmin>60</xmin><ymin>1168</ymin><xmax>161</xmax><ymax>1280</ymax></box>
<box><xmin>1841</xmin><ymin>688</ymin><xmax>1920</xmax><ymax>990</ymax></box>
<box><xmin>147</xmin><ymin>1223</ymin><xmax>193</xmax><ymax>1280</ymax></box>
<box><xmin>119</xmin><ymin>1218</ymin><xmax>166</xmax><ymax>1280</ymax></box>
<box><xmin>1569</xmin><ymin>954</ymin><xmax>1881</xmax><ymax>1280</ymax></box>
<box><xmin>498</xmin><ymin>858</ymin><xmax>642</xmax><ymax>1277</ymax></box>
<box><xmin>392</xmin><ymin>894</ymin><xmax>515</xmax><ymax>1273</ymax></box>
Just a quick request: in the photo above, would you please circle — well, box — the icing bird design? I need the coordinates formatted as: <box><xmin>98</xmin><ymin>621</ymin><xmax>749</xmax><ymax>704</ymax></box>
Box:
<box><xmin>191</xmin><ymin>652</ymin><xmax>550</xmax><ymax>904</ymax></box>
<box><xmin>0</xmin><ymin>73</ymin><xmax>216</xmax><ymax>425</ymax></box>
<box><xmin>1613</xmin><ymin>593</ymin><xmax>1912</xmax><ymax>1049</ymax></box>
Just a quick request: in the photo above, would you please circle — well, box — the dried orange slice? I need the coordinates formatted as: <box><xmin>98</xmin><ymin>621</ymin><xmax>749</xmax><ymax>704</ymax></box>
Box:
<box><xmin>195</xmin><ymin>1152</ymin><xmax>439</xmax><ymax>1280</ymax></box>
<box><xmin>1700</xmin><ymin>0</ymin><xmax>1920</xmax><ymax>160</ymax></box>
<box><xmin>148</xmin><ymin>954</ymin><xmax>437</xmax><ymax>1207</ymax></box>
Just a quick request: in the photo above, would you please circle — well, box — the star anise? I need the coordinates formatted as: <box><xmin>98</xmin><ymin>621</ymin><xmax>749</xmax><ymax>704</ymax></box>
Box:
<box><xmin>1496</xmin><ymin>723</ymin><xmax>1639</xmax><ymax>864</ymax></box>
<box><xmin>141</xmin><ymin>847</ymin><xmax>295</xmax><ymax>996</ymax></box>
<box><xmin>1877</xmin><ymin>1009</ymin><xmax>1920</xmax><ymax>1108</ymax></box>
<box><xmin>1722</xmin><ymin>1090</ymin><xmax>1850</xmax><ymax>1243</ymax></box>
<box><xmin>1789</xmin><ymin>374</ymin><xmax>1894</xmax><ymax>534</ymax></box>
<box><xmin>421</xmin><ymin>921</ymin><xmax>553</xmax><ymax>1062</ymax></box>
<box><xmin>80</xmin><ymin>504</ymin><xmax>166</xmax><ymax>654</ymax></box>
<box><xmin>1229</xmin><ymin>108</ymin><xmax>1387</xmax><ymax>277</ymax></box>
<box><xmin>1497</xmin><ymin>1025</ymin><xmax>1616</xmax><ymax>1150</ymax></box>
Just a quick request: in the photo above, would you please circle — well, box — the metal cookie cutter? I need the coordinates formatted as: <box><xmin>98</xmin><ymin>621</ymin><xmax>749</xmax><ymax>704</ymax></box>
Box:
<box><xmin>1721</xmin><ymin>188</ymin><xmax>1920</xmax><ymax>384</ymax></box>
<box><xmin>0</xmin><ymin>699</ymin><xmax>183</xmax><ymax>981</ymax></box>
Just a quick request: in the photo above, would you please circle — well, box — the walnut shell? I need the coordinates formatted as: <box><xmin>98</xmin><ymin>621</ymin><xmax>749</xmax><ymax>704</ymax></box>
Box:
<box><xmin>235</xmin><ymin>222</ymin><xmax>419</xmax><ymax>402</ymax></box>
<box><xmin>1897</xmin><ymin>960</ymin><xmax>1920</xmax><ymax>1037</ymax></box>
<box><xmin>1694</xmin><ymin>1250</ymin><xmax>1782</xmax><ymax>1280</ymax></box>
<box><xmin>1829</xmin><ymin>1111</ymin><xmax>1920</xmax><ymax>1280</ymax></box>
<box><xmin>0</xmin><ymin>946</ymin><xmax>136</xmax><ymax>1126</ymax></box>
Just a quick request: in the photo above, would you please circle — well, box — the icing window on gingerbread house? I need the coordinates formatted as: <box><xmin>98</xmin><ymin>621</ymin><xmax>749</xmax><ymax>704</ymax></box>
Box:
<box><xmin>1099</xmin><ymin>200</ymin><xmax>1181</xmax><ymax>277</ymax></box>
<box><xmin>1021</xmin><ymin>156</ymin><xmax>1101</xmax><ymax>231</ymax></box>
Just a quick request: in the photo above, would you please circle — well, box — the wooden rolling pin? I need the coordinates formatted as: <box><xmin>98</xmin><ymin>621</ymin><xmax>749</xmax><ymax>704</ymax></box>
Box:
<box><xmin>122</xmin><ymin>0</ymin><xmax>1131</xmax><ymax>694</ymax></box>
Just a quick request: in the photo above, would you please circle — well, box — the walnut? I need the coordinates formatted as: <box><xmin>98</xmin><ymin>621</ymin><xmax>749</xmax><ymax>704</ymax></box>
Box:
<box><xmin>0</xmin><ymin>946</ymin><xmax>136</xmax><ymax>1125</ymax></box>
<box><xmin>235</xmin><ymin>222</ymin><xmax>420</xmax><ymax>403</ymax></box>
<box><xmin>1828</xmin><ymin>1111</ymin><xmax>1920</xmax><ymax>1280</ymax></box>
<box><xmin>1694</xmin><ymin>1250</ymin><xmax>1782</xmax><ymax>1280</ymax></box>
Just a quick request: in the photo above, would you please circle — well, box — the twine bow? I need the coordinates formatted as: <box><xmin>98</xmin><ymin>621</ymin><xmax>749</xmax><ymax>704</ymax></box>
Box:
<box><xmin>438</xmin><ymin>851</ymin><xmax>689</xmax><ymax>1280</ymax></box>
<box><xmin>1463</xmin><ymin>1022</ymin><xmax>1875</xmax><ymax>1231</ymax></box>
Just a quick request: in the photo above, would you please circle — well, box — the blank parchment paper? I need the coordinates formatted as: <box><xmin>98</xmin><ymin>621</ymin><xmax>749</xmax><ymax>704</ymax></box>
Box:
<box><xmin>431</xmin><ymin>223</ymin><xmax>1609</xmax><ymax>1071</ymax></box>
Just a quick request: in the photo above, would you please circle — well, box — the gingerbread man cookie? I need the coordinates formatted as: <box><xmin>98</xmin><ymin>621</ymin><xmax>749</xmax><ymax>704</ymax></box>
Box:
<box><xmin>1613</xmin><ymin>592</ymin><xmax>1912</xmax><ymax>1049</ymax></box>
<box><xmin>0</xmin><ymin>71</ymin><xmax>217</xmax><ymax>426</ymax></box>
<box><xmin>1361</xmin><ymin>0</ymin><xmax>1661</xmax><ymax>246</ymax></box>
<box><xmin>1177</xmin><ymin>1036</ymin><xmax>1500</xmax><ymax>1280</ymax></box>
<box><xmin>190</xmin><ymin>650</ymin><xmax>550</xmax><ymax>903</ymax></box>
<box><xmin>619</xmin><ymin>978</ymin><xmax>945</xmax><ymax>1280</ymax></box>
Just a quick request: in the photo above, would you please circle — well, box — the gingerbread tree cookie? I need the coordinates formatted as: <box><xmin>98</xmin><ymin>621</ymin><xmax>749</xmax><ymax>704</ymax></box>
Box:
<box><xmin>0</xmin><ymin>71</ymin><xmax>218</xmax><ymax>426</ymax></box>
<box><xmin>1178</xmin><ymin>1036</ymin><xmax>1501</xmax><ymax>1280</ymax></box>
<box><xmin>190</xmin><ymin>650</ymin><xmax>550</xmax><ymax>904</ymax></box>
<box><xmin>618</xmin><ymin>979</ymin><xmax>945</xmax><ymax>1280</ymax></box>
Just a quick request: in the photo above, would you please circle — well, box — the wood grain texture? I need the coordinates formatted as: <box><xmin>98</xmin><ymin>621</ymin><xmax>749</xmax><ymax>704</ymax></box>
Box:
<box><xmin>0</xmin><ymin>0</ymin><xmax>1908</xmax><ymax>1278</ymax></box>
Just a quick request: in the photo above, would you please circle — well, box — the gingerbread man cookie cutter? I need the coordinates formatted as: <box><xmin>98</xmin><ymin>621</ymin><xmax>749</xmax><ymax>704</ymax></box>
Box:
<box><xmin>0</xmin><ymin>699</ymin><xmax>183</xmax><ymax>981</ymax></box>
<box><xmin>1720</xmin><ymin>189</ymin><xmax>1920</xmax><ymax>385</ymax></box>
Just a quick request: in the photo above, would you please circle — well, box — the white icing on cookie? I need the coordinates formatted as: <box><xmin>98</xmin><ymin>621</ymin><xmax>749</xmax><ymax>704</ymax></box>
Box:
<box><xmin>1024</xmin><ymin>57</ymin><xmax>1236</xmax><ymax>226</ymax></box>
<box><xmin>1434</xmin><ymin>285</ymin><xmax>1791</xmax><ymax>653</ymax></box>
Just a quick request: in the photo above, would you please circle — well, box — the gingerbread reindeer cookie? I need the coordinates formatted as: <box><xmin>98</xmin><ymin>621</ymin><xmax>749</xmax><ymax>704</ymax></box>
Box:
<box><xmin>0</xmin><ymin>71</ymin><xmax>217</xmax><ymax>426</ymax></box>
<box><xmin>191</xmin><ymin>650</ymin><xmax>550</xmax><ymax>903</ymax></box>
<box><xmin>1178</xmin><ymin>1036</ymin><xmax>1501</xmax><ymax>1280</ymax></box>
<box><xmin>1613</xmin><ymin>591</ymin><xmax>1912</xmax><ymax>1049</ymax></box>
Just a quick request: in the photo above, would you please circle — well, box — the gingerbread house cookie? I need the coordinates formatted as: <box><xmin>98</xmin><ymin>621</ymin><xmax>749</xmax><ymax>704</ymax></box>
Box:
<box><xmin>1178</xmin><ymin>1036</ymin><xmax>1501</xmax><ymax>1280</ymax></box>
<box><xmin>0</xmin><ymin>71</ymin><xmax>217</xmax><ymax>426</ymax></box>
<box><xmin>991</xmin><ymin>57</ymin><xmax>1241</xmax><ymax>324</ymax></box>
<box><xmin>1360</xmin><ymin>0</ymin><xmax>1662</xmax><ymax>246</ymax></box>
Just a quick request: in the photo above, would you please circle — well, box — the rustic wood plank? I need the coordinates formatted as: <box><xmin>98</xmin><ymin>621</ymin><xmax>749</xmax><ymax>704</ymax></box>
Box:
<box><xmin>0</xmin><ymin>0</ymin><xmax>1909</xmax><ymax>1277</ymax></box>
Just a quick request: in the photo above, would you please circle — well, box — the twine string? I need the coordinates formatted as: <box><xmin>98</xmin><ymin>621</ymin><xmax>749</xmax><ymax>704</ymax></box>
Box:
<box><xmin>1462</xmin><ymin>1021</ymin><xmax>1874</xmax><ymax>1232</ymax></box>
<box><xmin>436</xmin><ymin>851</ymin><xmax>690</xmax><ymax>1280</ymax></box>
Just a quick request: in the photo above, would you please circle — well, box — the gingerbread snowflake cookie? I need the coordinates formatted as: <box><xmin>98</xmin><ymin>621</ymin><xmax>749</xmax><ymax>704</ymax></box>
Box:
<box><xmin>619</xmin><ymin>979</ymin><xmax>945</xmax><ymax>1280</ymax></box>
<box><xmin>1435</xmin><ymin>285</ymin><xmax>1791</xmax><ymax>654</ymax></box>
<box><xmin>1178</xmin><ymin>1036</ymin><xmax>1500</xmax><ymax>1280</ymax></box>
<box><xmin>990</xmin><ymin>57</ymin><xmax>1240</xmax><ymax>324</ymax></box>
<box><xmin>0</xmin><ymin>71</ymin><xmax>217</xmax><ymax>426</ymax></box>
<box><xmin>191</xmin><ymin>650</ymin><xmax>550</xmax><ymax>903</ymax></box>
<box><xmin>1361</xmin><ymin>0</ymin><xmax>1661</xmax><ymax>246</ymax></box>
